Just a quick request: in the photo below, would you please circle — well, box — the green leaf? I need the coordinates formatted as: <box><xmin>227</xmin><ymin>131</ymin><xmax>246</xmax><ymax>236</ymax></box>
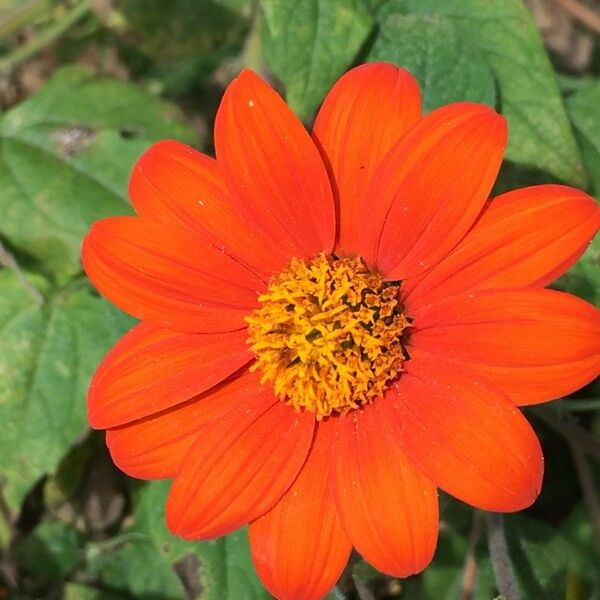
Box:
<box><xmin>89</xmin><ymin>536</ymin><xmax>186</xmax><ymax>599</ymax></box>
<box><xmin>376</xmin><ymin>0</ymin><xmax>585</xmax><ymax>186</ymax></box>
<box><xmin>261</xmin><ymin>0</ymin><xmax>373</xmax><ymax>121</ymax></box>
<box><xmin>369</xmin><ymin>14</ymin><xmax>496</xmax><ymax>112</ymax></box>
<box><xmin>13</xmin><ymin>520</ymin><xmax>82</xmax><ymax>578</ymax></box>
<box><xmin>129</xmin><ymin>480</ymin><xmax>270</xmax><ymax>600</ymax></box>
<box><xmin>63</xmin><ymin>583</ymin><xmax>129</xmax><ymax>600</ymax></box>
<box><xmin>0</xmin><ymin>66</ymin><xmax>198</xmax><ymax>278</ymax></box>
<box><xmin>0</xmin><ymin>270</ymin><xmax>135</xmax><ymax>510</ymax></box>
<box><xmin>561</xmin><ymin>503</ymin><xmax>600</xmax><ymax>596</ymax></box>
<box><xmin>504</xmin><ymin>515</ymin><xmax>574</xmax><ymax>599</ymax></box>
<box><xmin>120</xmin><ymin>0</ymin><xmax>245</xmax><ymax>64</ymax></box>
<box><xmin>566</xmin><ymin>80</ymin><xmax>600</xmax><ymax>195</ymax></box>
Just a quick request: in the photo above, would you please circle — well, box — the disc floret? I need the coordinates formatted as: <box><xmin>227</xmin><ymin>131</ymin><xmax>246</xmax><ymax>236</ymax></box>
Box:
<box><xmin>246</xmin><ymin>254</ymin><xmax>409</xmax><ymax>419</ymax></box>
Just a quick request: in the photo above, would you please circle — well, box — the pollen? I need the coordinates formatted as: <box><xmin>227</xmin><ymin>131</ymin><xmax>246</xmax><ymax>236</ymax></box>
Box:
<box><xmin>245</xmin><ymin>253</ymin><xmax>410</xmax><ymax>419</ymax></box>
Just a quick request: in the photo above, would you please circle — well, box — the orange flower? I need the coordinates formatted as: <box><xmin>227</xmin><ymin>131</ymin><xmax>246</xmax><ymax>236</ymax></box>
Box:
<box><xmin>82</xmin><ymin>63</ymin><xmax>600</xmax><ymax>600</ymax></box>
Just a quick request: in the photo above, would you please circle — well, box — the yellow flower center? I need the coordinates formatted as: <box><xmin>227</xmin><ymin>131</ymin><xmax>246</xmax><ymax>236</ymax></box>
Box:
<box><xmin>246</xmin><ymin>253</ymin><xmax>410</xmax><ymax>419</ymax></box>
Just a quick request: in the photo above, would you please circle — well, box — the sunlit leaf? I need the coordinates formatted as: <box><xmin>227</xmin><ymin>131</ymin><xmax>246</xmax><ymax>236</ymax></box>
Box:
<box><xmin>0</xmin><ymin>270</ymin><xmax>134</xmax><ymax>509</ymax></box>
<box><xmin>0</xmin><ymin>66</ymin><xmax>198</xmax><ymax>277</ymax></box>
<box><xmin>376</xmin><ymin>0</ymin><xmax>585</xmax><ymax>186</ymax></box>
<box><xmin>370</xmin><ymin>13</ymin><xmax>496</xmax><ymax>112</ymax></box>
<box><xmin>261</xmin><ymin>0</ymin><xmax>373</xmax><ymax>121</ymax></box>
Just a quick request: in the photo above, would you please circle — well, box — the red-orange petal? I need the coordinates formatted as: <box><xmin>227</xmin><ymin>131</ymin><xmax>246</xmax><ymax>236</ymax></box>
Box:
<box><xmin>105</xmin><ymin>370</ymin><xmax>267</xmax><ymax>480</ymax></box>
<box><xmin>356</xmin><ymin>103</ymin><xmax>507</xmax><ymax>280</ymax></box>
<box><xmin>82</xmin><ymin>216</ymin><xmax>264</xmax><ymax>333</ymax></box>
<box><xmin>332</xmin><ymin>404</ymin><xmax>438</xmax><ymax>577</ymax></box>
<box><xmin>312</xmin><ymin>63</ymin><xmax>421</xmax><ymax>255</ymax></box>
<box><xmin>404</xmin><ymin>185</ymin><xmax>600</xmax><ymax>308</ymax></box>
<box><xmin>249</xmin><ymin>420</ymin><xmax>351</xmax><ymax>600</ymax></box>
<box><xmin>166</xmin><ymin>402</ymin><xmax>314</xmax><ymax>539</ymax></box>
<box><xmin>410</xmin><ymin>288</ymin><xmax>600</xmax><ymax>405</ymax></box>
<box><xmin>388</xmin><ymin>352</ymin><xmax>544</xmax><ymax>512</ymax></box>
<box><xmin>88</xmin><ymin>323</ymin><xmax>252</xmax><ymax>429</ymax></box>
<box><xmin>214</xmin><ymin>69</ymin><xmax>335</xmax><ymax>260</ymax></box>
<box><xmin>129</xmin><ymin>140</ymin><xmax>285</xmax><ymax>278</ymax></box>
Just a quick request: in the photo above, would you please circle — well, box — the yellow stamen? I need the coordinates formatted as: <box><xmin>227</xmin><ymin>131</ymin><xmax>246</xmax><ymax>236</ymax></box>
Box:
<box><xmin>246</xmin><ymin>254</ymin><xmax>409</xmax><ymax>419</ymax></box>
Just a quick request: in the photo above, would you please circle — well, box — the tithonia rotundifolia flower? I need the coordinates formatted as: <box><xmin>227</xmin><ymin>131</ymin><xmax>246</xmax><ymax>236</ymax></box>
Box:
<box><xmin>82</xmin><ymin>63</ymin><xmax>600</xmax><ymax>600</ymax></box>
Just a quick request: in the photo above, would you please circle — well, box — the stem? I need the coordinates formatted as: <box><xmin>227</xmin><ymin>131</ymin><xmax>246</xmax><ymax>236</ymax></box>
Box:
<box><xmin>351</xmin><ymin>574</ymin><xmax>376</xmax><ymax>600</ymax></box>
<box><xmin>238</xmin><ymin>0</ymin><xmax>263</xmax><ymax>74</ymax></box>
<box><xmin>529</xmin><ymin>406</ymin><xmax>600</xmax><ymax>464</ymax></box>
<box><xmin>569</xmin><ymin>442</ymin><xmax>600</xmax><ymax>547</ymax></box>
<box><xmin>460</xmin><ymin>511</ymin><xmax>484</xmax><ymax>600</ymax></box>
<box><xmin>485</xmin><ymin>513</ymin><xmax>520</xmax><ymax>600</ymax></box>
<box><xmin>556</xmin><ymin>398</ymin><xmax>600</xmax><ymax>412</ymax></box>
<box><xmin>0</xmin><ymin>241</ymin><xmax>43</xmax><ymax>304</ymax></box>
<box><xmin>327</xmin><ymin>587</ymin><xmax>347</xmax><ymax>600</ymax></box>
<box><xmin>0</xmin><ymin>0</ymin><xmax>90</xmax><ymax>75</ymax></box>
<box><xmin>549</xmin><ymin>0</ymin><xmax>600</xmax><ymax>34</ymax></box>
<box><xmin>0</xmin><ymin>0</ymin><xmax>48</xmax><ymax>40</ymax></box>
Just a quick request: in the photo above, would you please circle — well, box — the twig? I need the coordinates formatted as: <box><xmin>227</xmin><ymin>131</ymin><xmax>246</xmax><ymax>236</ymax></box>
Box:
<box><xmin>327</xmin><ymin>587</ymin><xmax>347</xmax><ymax>600</ymax></box>
<box><xmin>0</xmin><ymin>0</ymin><xmax>47</xmax><ymax>40</ymax></box>
<box><xmin>351</xmin><ymin>574</ymin><xmax>376</xmax><ymax>600</ymax></box>
<box><xmin>238</xmin><ymin>0</ymin><xmax>263</xmax><ymax>74</ymax></box>
<box><xmin>0</xmin><ymin>0</ymin><xmax>90</xmax><ymax>75</ymax></box>
<box><xmin>556</xmin><ymin>398</ymin><xmax>600</xmax><ymax>412</ymax></box>
<box><xmin>485</xmin><ymin>513</ymin><xmax>520</xmax><ymax>600</ymax></box>
<box><xmin>460</xmin><ymin>511</ymin><xmax>484</xmax><ymax>600</ymax></box>
<box><xmin>569</xmin><ymin>442</ymin><xmax>600</xmax><ymax>547</ymax></box>
<box><xmin>0</xmin><ymin>240</ymin><xmax>43</xmax><ymax>304</ymax></box>
<box><xmin>528</xmin><ymin>406</ymin><xmax>600</xmax><ymax>464</ymax></box>
<box><xmin>549</xmin><ymin>0</ymin><xmax>600</xmax><ymax>34</ymax></box>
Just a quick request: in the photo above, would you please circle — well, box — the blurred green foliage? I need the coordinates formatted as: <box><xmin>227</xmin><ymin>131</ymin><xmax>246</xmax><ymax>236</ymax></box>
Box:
<box><xmin>0</xmin><ymin>0</ymin><xmax>598</xmax><ymax>598</ymax></box>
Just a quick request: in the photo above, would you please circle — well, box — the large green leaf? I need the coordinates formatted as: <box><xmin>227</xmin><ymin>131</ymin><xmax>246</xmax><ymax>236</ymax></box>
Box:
<box><xmin>261</xmin><ymin>0</ymin><xmax>373</xmax><ymax>121</ymax></box>
<box><xmin>376</xmin><ymin>0</ymin><xmax>585</xmax><ymax>186</ymax></box>
<box><xmin>369</xmin><ymin>14</ymin><xmax>496</xmax><ymax>112</ymax></box>
<box><xmin>0</xmin><ymin>66</ymin><xmax>198</xmax><ymax>278</ymax></box>
<box><xmin>128</xmin><ymin>479</ymin><xmax>270</xmax><ymax>600</ymax></box>
<box><xmin>0</xmin><ymin>270</ymin><xmax>134</xmax><ymax>510</ymax></box>
<box><xmin>566</xmin><ymin>80</ymin><xmax>600</xmax><ymax>195</ymax></box>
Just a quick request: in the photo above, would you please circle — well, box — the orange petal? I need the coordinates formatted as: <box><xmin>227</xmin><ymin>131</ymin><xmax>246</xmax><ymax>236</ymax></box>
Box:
<box><xmin>214</xmin><ymin>69</ymin><xmax>335</xmax><ymax>260</ymax></box>
<box><xmin>129</xmin><ymin>140</ymin><xmax>285</xmax><ymax>278</ymax></box>
<box><xmin>312</xmin><ymin>63</ymin><xmax>421</xmax><ymax>255</ymax></box>
<box><xmin>105</xmin><ymin>370</ymin><xmax>268</xmax><ymax>480</ymax></box>
<box><xmin>410</xmin><ymin>288</ymin><xmax>600</xmax><ymax>405</ymax></box>
<box><xmin>404</xmin><ymin>185</ymin><xmax>600</xmax><ymax>307</ymax></box>
<box><xmin>355</xmin><ymin>103</ymin><xmax>507</xmax><ymax>279</ymax></box>
<box><xmin>332</xmin><ymin>404</ymin><xmax>438</xmax><ymax>577</ymax></box>
<box><xmin>88</xmin><ymin>323</ymin><xmax>252</xmax><ymax>429</ymax></box>
<box><xmin>388</xmin><ymin>352</ymin><xmax>544</xmax><ymax>512</ymax></box>
<box><xmin>249</xmin><ymin>420</ymin><xmax>351</xmax><ymax>600</ymax></box>
<box><xmin>82</xmin><ymin>216</ymin><xmax>264</xmax><ymax>333</ymax></box>
<box><xmin>166</xmin><ymin>402</ymin><xmax>314</xmax><ymax>539</ymax></box>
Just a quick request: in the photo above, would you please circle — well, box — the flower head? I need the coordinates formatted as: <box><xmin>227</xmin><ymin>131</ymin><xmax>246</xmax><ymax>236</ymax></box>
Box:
<box><xmin>82</xmin><ymin>63</ymin><xmax>600</xmax><ymax>600</ymax></box>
